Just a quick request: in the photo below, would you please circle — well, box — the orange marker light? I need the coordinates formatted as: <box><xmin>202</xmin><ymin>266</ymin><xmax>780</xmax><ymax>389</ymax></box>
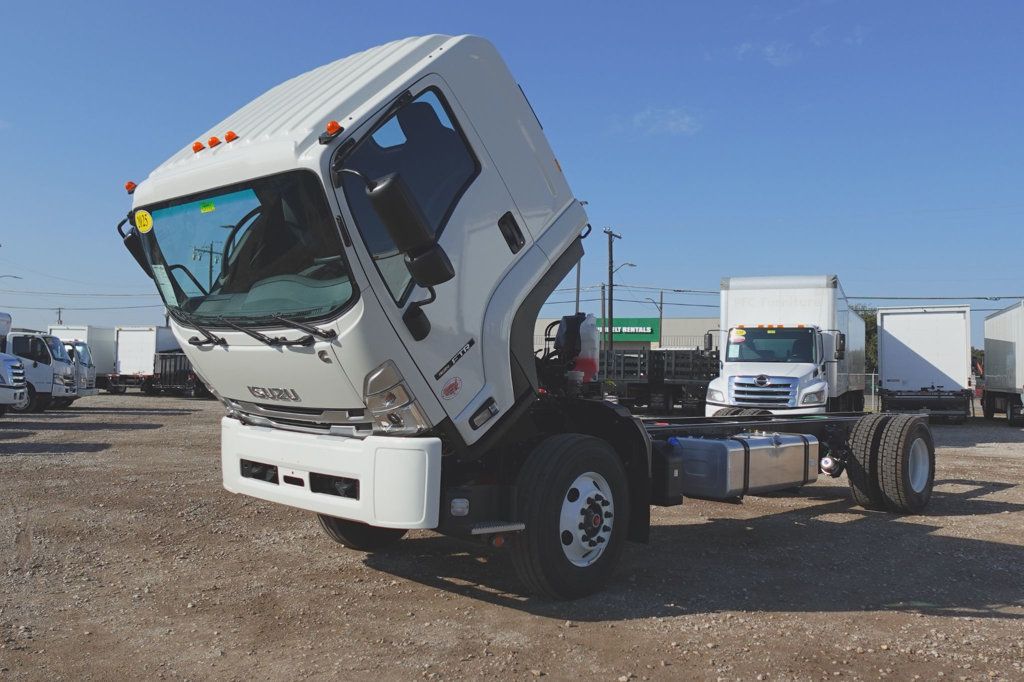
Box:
<box><xmin>124</xmin><ymin>181</ymin><xmax>137</xmax><ymax>194</ymax></box>
<box><xmin>224</xmin><ymin>130</ymin><xmax>238</xmax><ymax>142</ymax></box>
<box><xmin>192</xmin><ymin>141</ymin><xmax>205</xmax><ymax>153</ymax></box>
<box><xmin>208</xmin><ymin>136</ymin><xmax>221</xmax><ymax>148</ymax></box>
<box><xmin>325</xmin><ymin>120</ymin><xmax>341</xmax><ymax>136</ymax></box>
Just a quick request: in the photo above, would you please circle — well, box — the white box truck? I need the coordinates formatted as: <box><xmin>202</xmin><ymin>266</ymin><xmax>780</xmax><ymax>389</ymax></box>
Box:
<box><xmin>116</xmin><ymin>35</ymin><xmax>934</xmax><ymax>598</ymax></box>
<box><xmin>1</xmin><ymin>313</ymin><xmax>77</xmax><ymax>412</ymax></box>
<box><xmin>0</xmin><ymin>313</ymin><xmax>28</xmax><ymax>417</ymax></box>
<box><xmin>876</xmin><ymin>306</ymin><xmax>972</xmax><ymax>420</ymax></box>
<box><xmin>110</xmin><ymin>325</ymin><xmax>179</xmax><ymax>392</ymax></box>
<box><xmin>705</xmin><ymin>275</ymin><xmax>866</xmax><ymax>416</ymax></box>
<box><xmin>982</xmin><ymin>301</ymin><xmax>1024</xmax><ymax>425</ymax></box>
<box><xmin>48</xmin><ymin>325</ymin><xmax>117</xmax><ymax>399</ymax></box>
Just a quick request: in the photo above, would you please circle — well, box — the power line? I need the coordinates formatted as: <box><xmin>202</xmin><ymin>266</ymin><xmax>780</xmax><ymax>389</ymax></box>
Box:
<box><xmin>0</xmin><ymin>303</ymin><xmax>165</xmax><ymax>311</ymax></box>
<box><xmin>0</xmin><ymin>288</ymin><xmax>159</xmax><ymax>298</ymax></box>
<box><xmin>849</xmin><ymin>295</ymin><xmax>1024</xmax><ymax>301</ymax></box>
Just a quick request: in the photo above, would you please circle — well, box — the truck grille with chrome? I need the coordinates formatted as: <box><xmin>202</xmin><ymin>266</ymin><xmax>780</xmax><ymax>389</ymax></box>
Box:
<box><xmin>3</xmin><ymin>361</ymin><xmax>26</xmax><ymax>388</ymax></box>
<box><xmin>225</xmin><ymin>399</ymin><xmax>375</xmax><ymax>438</ymax></box>
<box><xmin>728</xmin><ymin>375</ymin><xmax>797</xmax><ymax>407</ymax></box>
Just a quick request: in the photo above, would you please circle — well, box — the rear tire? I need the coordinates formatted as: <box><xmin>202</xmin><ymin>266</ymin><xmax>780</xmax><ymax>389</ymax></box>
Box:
<box><xmin>106</xmin><ymin>385</ymin><xmax>127</xmax><ymax>395</ymax></box>
<box><xmin>316</xmin><ymin>515</ymin><xmax>407</xmax><ymax>550</ymax></box>
<box><xmin>982</xmin><ymin>393</ymin><xmax>994</xmax><ymax>420</ymax></box>
<box><xmin>847</xmin><ymin>413</ymin><xmax>892</xmax><ymax>510</ymax></box>
<box><xmin>510</xmin><ymin>434</ymin><xmax>630</xmax><ymax>600</ymax></box>
<box><xmin>876</xmin><ymin>415</ymin><xmax>934</xmax><ymax>513</ymax></box>
<box><xmin>1008</xmin><ymin>402</ymin><xmax>1023</xmax><ymax>427</ymax></box>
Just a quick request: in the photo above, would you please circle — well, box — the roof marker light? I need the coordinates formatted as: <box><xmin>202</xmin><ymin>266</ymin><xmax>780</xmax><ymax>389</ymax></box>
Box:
<box><xmin>318</xmin><ymin>120</ymin><xmax>343</xmax><ymax>145</ymax></box>
<box><xmin>224</xmin><ymin>130</ymin><xmax>238</xmax><ymax>142</ymax></box>
<box><xmin>192</xmin><ymin>141</ymin><xmax>205</xmax><ymax>153</ymax></box>
<box><xmin>124</xmin><ymin>181</ymin><xmax>137</xmax><ymax>195</ymax></box>
<box><xmin>208</xmin><ymin>136</ymin><xmax>221</xmax><ymax>148</ymax></box>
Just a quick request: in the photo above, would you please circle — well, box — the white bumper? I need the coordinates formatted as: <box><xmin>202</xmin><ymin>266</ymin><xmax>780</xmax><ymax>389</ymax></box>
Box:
<box><xmin>0</xmin><ymin>386</ymin><xmax>26</xmax><ymax>406</ymax></box>
<box><xmin>51</xmin><ymin>382</ymin><xmax>77</xmax><ymax>398</ymax></box>
<box><xmin>221</xmin><ymin>417</ymin><xmax>442</xmax><ymax>529</ymax></box>
<box><xmin>705</xmin><ymin>403</ymin><xmax>827</xmax><ymax>417</ymax></box>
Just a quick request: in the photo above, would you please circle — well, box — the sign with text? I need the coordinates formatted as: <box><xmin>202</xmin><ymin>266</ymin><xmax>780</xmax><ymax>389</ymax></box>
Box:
<box><xmin>596</xmin><ymin>317</ymin><xmax>660</xmax><ymax>342</ymax></box>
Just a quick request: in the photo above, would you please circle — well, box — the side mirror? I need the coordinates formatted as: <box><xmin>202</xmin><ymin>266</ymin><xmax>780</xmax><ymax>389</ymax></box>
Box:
<box><xmin>704</xmin><ymin>332</ymin><xmax>714</xmax><ymax>352</ymax></box>
<box><xmin>367</xmin><ymin>172</ymin><xmax>454</xmax><ymax>287</ymax></box>
<box><xmin>118</xmin><ymin>217</ymin><xmax>153</xmax><ymax>278</ymax></box>
<box><xmin>835</xmin><ymin>332</ymin><xmax>847</xmax><ymax>360</ymax></box>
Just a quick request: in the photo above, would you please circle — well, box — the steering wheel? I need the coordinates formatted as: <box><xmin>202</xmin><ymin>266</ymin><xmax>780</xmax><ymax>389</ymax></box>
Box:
<box><xmin>220</xmin><ymin>206</ymin><xmax>263</xmax><ymax>278</ymax></box>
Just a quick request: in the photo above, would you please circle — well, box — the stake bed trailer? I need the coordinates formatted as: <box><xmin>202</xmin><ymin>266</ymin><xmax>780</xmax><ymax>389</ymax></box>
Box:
<box><xmin>598</xmin><ymin>347</ymin><xmax>719</xmax><ymax>414</ymax></box>
<box><xmin>120</xmin><ymin>34</ymin><xmax>936</xmax><ymax>599</ymax></box>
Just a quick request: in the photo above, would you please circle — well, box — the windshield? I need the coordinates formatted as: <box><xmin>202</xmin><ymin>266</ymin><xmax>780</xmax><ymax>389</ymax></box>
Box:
<box><xmin>726</xmin><ymin>327</ymin><xmax>817</xmax><ymax>363</ymax></box>
<box><xmin>71</xmin><ymin>342</ymin><xmax>92</xmax><ymax>366</ymax></box>
<box><xmin>137</xmin><ymin>170</ymin><xmax>355</xmax><ymax>326</ymax></box>
<box><xmin>45</xmin><ymin>336</ymin><xmax>71</xmax><ymax>363</ymax></box>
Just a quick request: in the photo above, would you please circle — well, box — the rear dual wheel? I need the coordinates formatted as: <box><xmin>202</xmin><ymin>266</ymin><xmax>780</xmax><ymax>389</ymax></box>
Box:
<box><xmin>848</xmin><ymin>414</ymin><xmax>934</xmax><ymax>513</ymax></box>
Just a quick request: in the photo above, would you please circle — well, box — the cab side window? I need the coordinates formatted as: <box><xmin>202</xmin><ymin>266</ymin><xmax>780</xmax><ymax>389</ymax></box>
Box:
<box><xmin>340</xmin><ymin>89</ymin><xmax>478</xmax><ymax>302</ymax></box>
<box><xmin>12</xmin><ymin>337</ymin><xmax>50</xmax><ymax>364</ymax></box>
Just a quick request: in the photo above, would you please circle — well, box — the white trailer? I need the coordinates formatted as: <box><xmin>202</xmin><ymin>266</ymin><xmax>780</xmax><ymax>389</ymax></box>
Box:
<box><xmin>48</xmin><ymin>325</ymin><xmax>117</xmax><ymax>397</ymax></box>
<box><xmin>117</xmin><ymin>35</ymin><xmax>936</xmax><ymax>599</ymax></box>
<box><xmin>705</xmin><ymin>275</ymin><xmax>866</xmax><ymax>416</ymax></box>
<box><xmin>876</xmin><ymin>306</ymin><xmax>972</xmax><ymax>420</ymax></box>
<box><xmin>983</xmin><ymin>301</ymin><xmax>1024</xmax><ymax>425</ymax></box>
<box><xmin>110</xmin><ymin>326</ymin><xmax>179</xmax><ymax>392</ymax></box>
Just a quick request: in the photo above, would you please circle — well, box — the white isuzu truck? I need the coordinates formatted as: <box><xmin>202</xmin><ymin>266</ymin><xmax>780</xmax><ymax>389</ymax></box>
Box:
<box><xmin>0</xmin><ymin>313</ymin><xmax>28</xmax><ymax>417</ymax></box>
<box><xmin>705</xmin><ymin>275</ymin><xmax>866</xmax><ymax>416</ymax></box>
<box><xmin>1</xmin><ymin>314</ymin><xmax>77</xmax><ymax>413</ymax></box>
<box><xmin>119</xmin><ymin>35</ymin><xmax>934</xmax><ymax>598</ymax></box>
<box><xmin>876</xmin><ymin>306</ymin><xmax>972</xmax><ymax>421</ymax></box>
<box><xmin>982</xmin><ymin>301</ymin><xmax>1024</xmax><ymax>425</ymax></box>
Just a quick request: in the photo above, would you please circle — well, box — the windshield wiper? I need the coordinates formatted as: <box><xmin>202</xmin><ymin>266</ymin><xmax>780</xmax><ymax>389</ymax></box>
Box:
<box><xmin>177</xmin><ymin>312</ymin><xmax>228</xmax><ymax>347</ymax></box>
<box><xmin>270</xmin><ymin>315</ymin><xmax>337</xmax><ymax>340</ymax></box>
<box><xmin>216</xmin><ymin>318</ymin><xmax>315</xmax><ymax>348</ymax></box>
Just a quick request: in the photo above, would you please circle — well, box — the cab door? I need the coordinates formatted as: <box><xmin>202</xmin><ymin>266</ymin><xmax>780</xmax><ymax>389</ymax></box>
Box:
<box><xmin>334</xmin><ymin>75</ymin><xmax>533</xmax><ymax>439</ymax></box>
<box><xmin>11</xmin><ymin>335</ymin><xmax>51</xmax><ymax>390</ymax></box>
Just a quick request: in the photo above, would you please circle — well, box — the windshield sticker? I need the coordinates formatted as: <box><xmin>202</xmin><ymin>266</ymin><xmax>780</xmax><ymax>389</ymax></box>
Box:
<box><xmin>767</xmin><ymin>329</ymin><xmax>776</xmax><ymax>334</ymax></box>
<box><xmin>729</xmin><ymin>335</ymin><xmax>745</xmax><ymax>344</ymax></box>
<box><xmin>199</xmin><ymin>201</ymin><xmax>216</xmax><ymax>214</ymax></box>
<box><xmin>135</xmin><ymin>210</ymin><xmax>153</xmax><ymax>233</ymax></box>
<box><xmin>151</xmin><ymin>265</ymin><xmax>177</xmax><ymax>302</ymax></box>
<box><xmin>733</xmin><ymin>329</ymin><xmax>746</xmax><ymax>336</ymax></box>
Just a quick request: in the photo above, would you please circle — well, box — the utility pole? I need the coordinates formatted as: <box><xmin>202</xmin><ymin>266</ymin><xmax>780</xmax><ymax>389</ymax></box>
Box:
<box><xmin>56</xmin><ymin>307</ymin><xmax>63</xmax><ymax>325</ymax></box>
<box><xmin>600</xmin><ymin>283</ymin><xmax>606</xmax><ymax>378</ymax></box>
<box><xmin>574</xmin><ymin>261</ymin><xmax>581</xmax><ymax>314</ymax></box>
<box><xmin>604</xmin><ymin>227</ymin><xmax>621</xmax><ymax>362</ymax></box>
<box><xmin>192</xmin><ymin>242</ymin><xmax>222</xmax><ymax>290</ymax></box>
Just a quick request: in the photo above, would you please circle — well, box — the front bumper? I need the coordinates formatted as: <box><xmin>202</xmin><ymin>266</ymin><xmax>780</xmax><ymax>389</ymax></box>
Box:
<box><xmin>51</xmin><ymin>382</ymin><xmax>78</xmax><ymax>398</ymax></box>
<box><xmin>221</xmin><ymin>417</ymin><xmax>442</xmax><ymax>529</ymax></box>
<box><xmin>705</xmin><ymin>402</ymin><xmax>827</xmax><ymax>417</ymax></box>
<box><xmin>0</xmin><ymin>386</ymin><xmax>27</xmax><ymax>406</ymax></box>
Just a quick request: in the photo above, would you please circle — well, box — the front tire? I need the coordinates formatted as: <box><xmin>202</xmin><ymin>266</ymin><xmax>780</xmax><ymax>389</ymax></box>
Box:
<box><xmin>510</xmin><ymin>434</ymin><xmax>630</xmax><ymax>600</ymax></box>
<box><xmin>316</xmin><ymin>515</ymin><xmax>407</xmax><ymax>550</ymax></box>
<box><xmin>713</xmin><ymin>407</ymin><xmax>745</xmax><ymax>416</ymax></box>
<box><xmin>10</xmin><ymin>385</ymin><xmax>42</xmax><ymax>414</ymax></box>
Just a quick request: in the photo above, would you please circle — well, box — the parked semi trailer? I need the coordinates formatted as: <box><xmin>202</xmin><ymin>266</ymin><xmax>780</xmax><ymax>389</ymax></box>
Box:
<box><xmin>983</xmin><ymin>301</ymin><xmax>1024</xmax><ymax>425</ymax></box>
<box><xmin>877</xmin><ymin>306</ymin><xmax>972</xmax><ymax>421</ymax></box>
<box><xmin>705</xmin><ymin>275</ymin><xmax>866</xmax><ymax>416</ymax></box>
<box><xmin>118</xmin><ymin>35</ymin><xmax>935</xmax><ymax>598</ymax></box>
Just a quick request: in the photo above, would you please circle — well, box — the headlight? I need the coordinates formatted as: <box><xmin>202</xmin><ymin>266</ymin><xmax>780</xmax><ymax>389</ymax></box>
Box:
<box><xmin>363</xmin><ymin>360</ymin><xmax>431</xmax><ymax>435</ymax></box>
<box><xmin>801</xmin><ymin>390</ymin><xmax>826</xmax><ymax>405</ymax></box>
<box><xmin>707</xmin><ymin>389</ymin><xmax>724</xmax><ymax>403</ymax></box>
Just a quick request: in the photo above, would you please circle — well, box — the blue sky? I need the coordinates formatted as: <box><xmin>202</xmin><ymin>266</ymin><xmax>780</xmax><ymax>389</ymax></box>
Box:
<box><xmin>1</xmin><ymin>1</ymin><xmax>1021</xmax><ymax>345</ymax></box>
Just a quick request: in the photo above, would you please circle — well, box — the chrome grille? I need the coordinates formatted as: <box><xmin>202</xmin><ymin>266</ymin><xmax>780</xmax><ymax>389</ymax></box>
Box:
<box><xmin>729</xmin><ymin>375</ymin><xmax>797</xmax><ymax>407</ymax></box>
<box><xmin>228</xmin><ymin>399</ymin><xmax>374</xmax><ymax>437</ymax></box>
<box><xmin>4</xmin><ymin>361</ymin><xmax>26</xmax><ymax>388</ymax></box>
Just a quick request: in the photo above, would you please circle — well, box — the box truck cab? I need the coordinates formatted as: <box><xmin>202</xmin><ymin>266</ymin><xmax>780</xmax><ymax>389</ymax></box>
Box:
<box><xmin>705</xmin><ymin>275</ymin><xmax>865</xmax><ymax>416</ymax></box>
<box><xmin>2</xmin><ymin>324</ymin><xmax>77</xmax><ymax>413</ymax></box>
<box><xmin>58</xmin><ymin>339</ymin><xmax>98</xmax><ymax>404</ymax></box>
<box><xmin>0</xmin><ymin>313</ymin><xmax>28</xmax><ymax>416</ymax></box>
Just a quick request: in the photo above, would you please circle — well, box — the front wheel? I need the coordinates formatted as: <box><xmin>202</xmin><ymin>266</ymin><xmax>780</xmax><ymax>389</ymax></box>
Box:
<box><xmin>10</xmin><ymin>385</ymin><xmax>42</xmax><ymax>413</ymax></box>
<box><xmin>510</xmin><ymin>433</ymin><xmax>630</xmax><ymax>600</ymax></box>
<box><xmin>316</xmin><ymin>515</ymin><xmax>407</xmax><ymax>550</ymax></box>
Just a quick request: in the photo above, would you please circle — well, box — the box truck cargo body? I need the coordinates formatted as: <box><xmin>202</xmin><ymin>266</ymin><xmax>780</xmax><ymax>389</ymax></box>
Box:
<box><xmin>983</xmin><ymin>301</ymin><xmax>1024</xmax><ymax>424</ymax></box>
<box><xmin>876</xmin><ymin>306</ymin><xmax>971</xmax><ymax>418</ymax></box>
<box><xmin>706</xmin><ymin>275</ymin><xmax>865</xmax><ymax>416</ymax></box>
<box><xmin>48</xmin><ymin>325</ymin><xmax>117</xmax><ymax>397</ymax></box>
<box><xmin>110</xmin><ymin>326</ymin><xmax>180</xmax><ymax>391</ymax></box>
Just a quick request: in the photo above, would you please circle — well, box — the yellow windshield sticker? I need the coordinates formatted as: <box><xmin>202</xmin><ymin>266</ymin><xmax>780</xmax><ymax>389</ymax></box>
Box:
<box><xmin>135</xmin><ymin>210</ymin><xmax>153</xmax><ymax>233</ymax></box>
<box><xmin>733</xmin><ymin>329</ymin><xmax>746</xmax><ymax>336</ymax></box>
<box><xmin>767</xmin><ymin>329</ymin><xmax>776</xmax><ymax>334</ymax></box>
<box><xmin>199</xmin><ymin>201</ymin><xmax>216</xmax><ymax>214</ymax></box>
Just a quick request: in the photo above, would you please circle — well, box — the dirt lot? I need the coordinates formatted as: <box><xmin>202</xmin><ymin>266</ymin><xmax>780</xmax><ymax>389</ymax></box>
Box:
<box><xmin>1</xmin><ymin>396</ymin><xmax>1022</xmax><ymax>680</ymax></box>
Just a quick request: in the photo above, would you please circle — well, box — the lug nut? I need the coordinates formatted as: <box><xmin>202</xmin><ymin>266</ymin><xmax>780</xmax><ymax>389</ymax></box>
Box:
<box><xmin>603</xmin><ymin>525</ymin><xmax>611</xmax><ymax>532</ymax></box>
<box><xmin>600</xmin><ymin>500</ymin><xmax>610</xmax><ymax>507</ymax></box>
<box><xmin>604</xmin><ymin>511</ymin><xmax>613</xmax><ymax>518</ymax></box>
<box><xmin>578</xmin><ymin>523</ymin><xmax>585</xmax><ymax>530</ymax></box>
<box><xmin>596</xmin><ymin>536</ymin><xmax>605</xmax><ymax>544</ymax></box>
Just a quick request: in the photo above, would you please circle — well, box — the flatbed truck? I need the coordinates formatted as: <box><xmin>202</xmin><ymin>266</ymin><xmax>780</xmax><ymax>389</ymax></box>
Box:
<box><xmin>119</xmin><ymin>34</ymin><xmax>936</xmax><ymax>598</ymax></box>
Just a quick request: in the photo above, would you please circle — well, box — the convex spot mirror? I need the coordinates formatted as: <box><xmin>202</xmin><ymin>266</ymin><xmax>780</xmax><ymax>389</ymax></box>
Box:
<box><xmin>835</xmin><ymin>332</ymin><xmax>847</xmax><ymax>360</ymax></box>
<box><xmin>367</xmin><ymin>172</ymin><xmax>454</xmax><ymax>288</ymax></box>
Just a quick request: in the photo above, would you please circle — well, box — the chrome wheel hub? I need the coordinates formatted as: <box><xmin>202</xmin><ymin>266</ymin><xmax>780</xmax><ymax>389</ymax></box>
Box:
<box><xmin>559</xmin><ymin>471</ymin><xmax>614</xmax><ymax>567</ymax></box>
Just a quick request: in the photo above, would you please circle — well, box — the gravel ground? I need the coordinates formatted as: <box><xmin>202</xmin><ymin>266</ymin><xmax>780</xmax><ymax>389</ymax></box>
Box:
<box><xmin>1</xmin><ymin>395</ymin><xmax>1022</xmax><ymax>680</ymax></box>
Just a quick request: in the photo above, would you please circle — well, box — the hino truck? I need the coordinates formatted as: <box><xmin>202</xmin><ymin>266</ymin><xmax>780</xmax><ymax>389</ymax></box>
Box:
<box><xmin>118</xmin><ymin>35</ymin><xmax>934</xmax><ymax>598</ymax></box>
<box><xmin>0</xmin><ymin>313</ymin><xmax>28</xmax><ymax>417</ymax></box>
<box><xmin>982</xmin><ymin>301</ymin><xmax>1024</xmax><ymax>425</ymax></box>
<box><xmin>877</xmin><ymin>306</ymin><xmax>972</xmax><ymax>421</ymax></box>
<box><xmin>705</xmin><ymin>275</ymin><xmax>866</xmax><ymax>417</ymax></box>
<box><xmin>49</xmin><ymin>325</ymin><xmax>116</xmax><ymax>398</ymax></box>
<box><xmin>1</xmin><ymin>315</ymin><xmax>77</xmax><ymax>412</ymax></box>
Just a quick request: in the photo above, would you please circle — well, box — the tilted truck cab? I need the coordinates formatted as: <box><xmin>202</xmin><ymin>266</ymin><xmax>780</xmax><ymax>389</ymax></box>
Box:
<box><xmin>122</xmin><ymin>36</ymin><xmax>936</xmax><ymax>599</ymax></box>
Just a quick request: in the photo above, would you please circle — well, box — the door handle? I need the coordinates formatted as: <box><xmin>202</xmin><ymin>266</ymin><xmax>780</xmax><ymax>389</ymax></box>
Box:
<box><xmin>497</xmin><ymin>211</ymin><xmax>525</xmax><ymax>254</ymax></box>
